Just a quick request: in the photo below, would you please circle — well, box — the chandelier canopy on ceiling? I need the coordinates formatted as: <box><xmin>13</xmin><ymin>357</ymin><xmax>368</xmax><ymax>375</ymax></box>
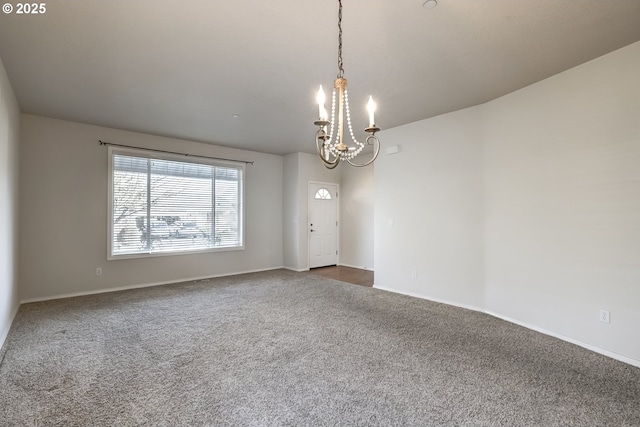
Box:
<box><xmin>313</xmin><ymin>0</ymin><xmax>381</xmax><ymax>169</ymax></box>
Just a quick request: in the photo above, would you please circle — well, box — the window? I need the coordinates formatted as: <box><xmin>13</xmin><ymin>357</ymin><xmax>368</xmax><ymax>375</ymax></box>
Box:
<box><xmin>314</xmin><ymin>188</ymin><xmax>332</xmax><ymax>200</ymax></box>
<box><xmin>108</xmin><ymin>148</ymin><xmax>244</xmax><ymax>258</ymax></box>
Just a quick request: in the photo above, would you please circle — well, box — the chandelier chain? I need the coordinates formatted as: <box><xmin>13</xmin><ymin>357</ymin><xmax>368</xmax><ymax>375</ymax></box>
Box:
<box><xmin>337</xmin><ymin>0</ymin><xmax>344</xmax><ymax>78</ymax></box>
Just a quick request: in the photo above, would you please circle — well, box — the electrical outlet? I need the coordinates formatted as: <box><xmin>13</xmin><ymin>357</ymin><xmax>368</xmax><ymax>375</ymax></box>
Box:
<box><xmin>96</xmin><ymin>267</ymin><xmax>102</xmax><ymax>276</ymax></box>
<box><xmin>599</xmin><ymin>310</ymin><xmax>610</xmax><ymax>323</ymax></box>
<box><xmin>411</xmin><ymin>270</ymin><xmax>417</xmax><ymax>279</ymax></box>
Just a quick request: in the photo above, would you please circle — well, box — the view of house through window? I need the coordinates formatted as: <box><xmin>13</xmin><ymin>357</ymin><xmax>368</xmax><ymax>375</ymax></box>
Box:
<box><xmin>109</xmin><ymin>150</ymin><xmax>244</xmax><ymax>257</ymax></box>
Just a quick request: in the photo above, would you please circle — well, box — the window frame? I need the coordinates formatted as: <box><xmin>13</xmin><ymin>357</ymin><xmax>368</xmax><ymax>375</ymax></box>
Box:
<box><xmin>107</xmin><ymin>146</ymin><xmax>245</xmax><ymax>260</ymax></box>
<box><xmin>314</xmin><ymin>188</ymin><xmax>332</xmax><ymax>200</ymax></box>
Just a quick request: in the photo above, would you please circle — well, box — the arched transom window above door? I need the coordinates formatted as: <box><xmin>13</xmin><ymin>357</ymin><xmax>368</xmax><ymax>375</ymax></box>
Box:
<box><xmin>314</xmin><ymin>188</ymin><xmax>332</xmax><ymax>200</ymax></box>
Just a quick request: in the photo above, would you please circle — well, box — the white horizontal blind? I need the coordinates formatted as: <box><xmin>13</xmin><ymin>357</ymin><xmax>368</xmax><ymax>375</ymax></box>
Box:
<box><xmin>110</xmin><ymin>150</ymin><xmax>243</xmax><ymax>257</ymax></box>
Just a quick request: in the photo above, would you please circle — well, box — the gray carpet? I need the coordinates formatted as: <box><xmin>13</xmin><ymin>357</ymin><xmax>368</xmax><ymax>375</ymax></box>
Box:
<box><xmin>0</xmin><ymin>269</ymin><xmax>638</xmax><ymax>426</ymax></box>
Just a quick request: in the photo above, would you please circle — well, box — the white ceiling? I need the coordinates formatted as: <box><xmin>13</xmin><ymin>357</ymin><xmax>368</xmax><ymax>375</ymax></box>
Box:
<box><xmin>1</xmin><ymin>0</ymin><xmax>640</xmax><ymax>156</ymax></box>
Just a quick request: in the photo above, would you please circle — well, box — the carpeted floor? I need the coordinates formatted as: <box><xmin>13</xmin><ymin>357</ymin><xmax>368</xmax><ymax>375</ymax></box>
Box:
<box><xmin>0</xmin><ymin>269</ymin><xmax>639</xmax><ymax>426</ymax></box>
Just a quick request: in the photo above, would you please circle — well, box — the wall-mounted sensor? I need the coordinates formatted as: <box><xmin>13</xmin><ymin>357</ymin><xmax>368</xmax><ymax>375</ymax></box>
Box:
<box><xmin>386</xmin><ymin>145</ymin><xmax>401</xmax><ymax>155</ymax></box>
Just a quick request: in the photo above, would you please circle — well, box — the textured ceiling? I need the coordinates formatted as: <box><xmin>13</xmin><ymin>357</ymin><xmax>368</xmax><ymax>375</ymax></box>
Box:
<box><xmin>1</xmin><ymin>0</ymin><xmax>640</xmax><ymax>155</ymax></box>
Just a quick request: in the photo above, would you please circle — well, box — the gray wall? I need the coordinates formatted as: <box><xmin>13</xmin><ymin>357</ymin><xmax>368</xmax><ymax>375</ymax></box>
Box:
<box><xmin>482</xmin><ymin>41</ymin><xmax>640</xmax><ymax>364</ymax></box>
<box><xmin>19</xmin><ymin>115</ymin><xmax>284</xmax><ymax>301</ymax></box>
<box><xmin>375</xmin><ymin>106</ymin><xmax>485</xmax><ymax>309</ymax></box>
<box><xmin>375</xmin><ymin>41</ymin><xmax>640</xmax><ymax>365</ymax></box>
<box><xmin>339</xmin><ymin>162</ymin><xmax>374</xmax><ymax>271</ymax></box>
<box><xmin>0</xmin><ymin>57</ymin><xmax>20</xmax><ymax>349</ymax></box>
<box><xmin>282</xmin><ymin>153</ymin><xmax>300</xmax><ymax>270</ymax></box>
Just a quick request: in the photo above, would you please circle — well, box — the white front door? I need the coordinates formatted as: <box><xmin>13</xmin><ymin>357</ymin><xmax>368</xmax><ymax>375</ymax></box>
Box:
<box><xmin>309</xmin><ymin>182</ymin><xmax>338</xmax><ymax>268</ymax></box>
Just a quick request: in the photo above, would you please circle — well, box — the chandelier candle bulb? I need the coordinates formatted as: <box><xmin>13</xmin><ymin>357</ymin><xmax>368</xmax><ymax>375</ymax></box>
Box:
<box><xmin>317</xmin><ymin>86</ymin><xmax>327</xmax><ymax>120</ymax></box>
<box><xmin>367</xmin><ymin>96</ymin><xmax>376</xmax><ymax>127</ymax></box>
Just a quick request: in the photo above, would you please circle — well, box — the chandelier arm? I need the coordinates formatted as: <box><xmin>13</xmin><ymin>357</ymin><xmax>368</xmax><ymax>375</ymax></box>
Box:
<box><xmin>346</xmin><ymin>134</ymin><xmax>380</xmax><ymax>167</ymax></box>
<box><xmin>315</xmin><ymin>130</ymin><xmax>340</xmax><ymax>169</ymax></box>
<box><xmin>319</xmin><ymin>150</ymin><xmax>340</xmax><ymax>169</ymax></box>
<box><xmin>322</xmin><ymin>157</ymin><xmax>340</xmax><ymax>169</ymax></box>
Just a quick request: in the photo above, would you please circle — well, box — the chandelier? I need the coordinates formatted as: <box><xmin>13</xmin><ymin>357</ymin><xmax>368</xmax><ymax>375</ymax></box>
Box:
<box><xmin>314</xmin><ymin>0</ymin><xmax>381</xmax><ymax>168</ymax></box>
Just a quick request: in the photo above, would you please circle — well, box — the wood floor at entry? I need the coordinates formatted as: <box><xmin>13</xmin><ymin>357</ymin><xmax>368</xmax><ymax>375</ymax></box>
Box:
<box><xmin>309</xmin><ymin>266</ymin><xmax>373</xmax><ymax>287</ymax></box>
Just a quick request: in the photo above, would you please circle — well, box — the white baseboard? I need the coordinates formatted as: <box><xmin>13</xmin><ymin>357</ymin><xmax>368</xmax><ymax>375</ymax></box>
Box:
<box><xmin>374</xmin><ymin>285</ymin><xmax>640</xmax><ymax>369</ymax></box>
<box><xmin>485</xmin><ymin>310</ymin><xmax>640</xmax><ymax>369</ymax></box>
<box><xmin>0</xmin><ymin>303</ymin><xmax>20</xmax><ymax>352</ymax></box>
<box><xmin>286</xmin><ymin>264</ymin><xmax>374</xmax><ymax>272</ymax></box>
<box><xmin>373</xmin><ymin>285</ymin><xmax>484</xmax><ymax>313</ymax></box>
<box><xmin>20</xmin><ymin>266</ymin><xmax>285</xmax><ymax>304</ymax></box>
<box><xmin>338</xmin><ymin>263</ymin><xmax>374</xmax><ymax>271</ymax></box>
<box><xmin>282</xmin><ymin>266</ymin><xmax>309</xmax><ymax>272</ymax></box>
